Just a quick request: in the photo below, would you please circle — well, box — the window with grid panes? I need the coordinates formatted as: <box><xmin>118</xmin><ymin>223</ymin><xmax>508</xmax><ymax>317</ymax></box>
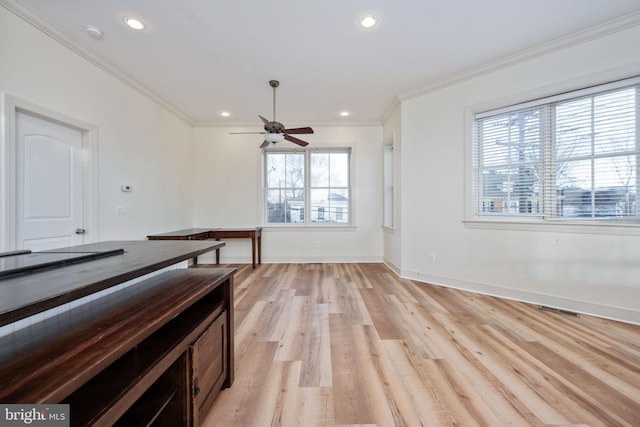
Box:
<box><xmin>264</xmin><ymin>148</ymin><xmax>351</xmax><ymax>225</ymax></box>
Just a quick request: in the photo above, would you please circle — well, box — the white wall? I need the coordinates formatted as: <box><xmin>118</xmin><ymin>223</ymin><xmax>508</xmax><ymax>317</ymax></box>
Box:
<box><xmin>4</xmin><ymin>4</ymin><xmax>639</xmax><ymax>323</ymax></box>
<box><xmin>0</xmin><ymin>7</ymin><xmax>195</xmax><ymax>243</ymax></box>
<box><xmin>395</xmin><ymin>24</ymin><xmax>640</xmax><ymax>324</ymax></box>
<box><xmin>382</xmin><ymin>102</ymin><xmax>402</xmax><ymax>272</ymax></box>
<box><xmin>192</xmin><ymin>125</ymin><xmax>384</xmax><ymax>263</ymax></box>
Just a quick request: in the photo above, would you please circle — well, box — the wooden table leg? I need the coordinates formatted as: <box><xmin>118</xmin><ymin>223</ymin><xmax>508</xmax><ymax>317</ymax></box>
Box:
<box><xmin>257</xmin><ymin>235</ymin><xmax>261</xmax><ymax>264</ymax></box>
<box><xmin>251</xmin><ymin>235</ymin><xmax>256</xmax><ymax>268</ymax></box>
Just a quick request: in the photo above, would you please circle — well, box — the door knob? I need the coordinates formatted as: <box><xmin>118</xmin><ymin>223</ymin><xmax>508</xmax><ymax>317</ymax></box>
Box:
<box><xmin>75</xmin><ymin>228</ymin><xmax>87</xmax><ymax>235</ymax></box>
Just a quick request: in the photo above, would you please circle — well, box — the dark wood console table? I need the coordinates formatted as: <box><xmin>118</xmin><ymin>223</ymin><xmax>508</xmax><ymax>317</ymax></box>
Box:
<box><xmin>0</xmin><ymin>241</ymin><xmax>234</xmax><ymax>426</ymax></box>
<box><xmin>148</xmin><ymin>227</ymin><xmax>262</xmax><ymax>268</ymax></box>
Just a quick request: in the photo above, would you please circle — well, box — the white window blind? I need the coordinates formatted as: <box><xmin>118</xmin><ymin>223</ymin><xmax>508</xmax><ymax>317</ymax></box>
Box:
<box><xmin>472</xmin><ymin>77</ymin><xmax>639</xmax><ymax>222</ymax></box>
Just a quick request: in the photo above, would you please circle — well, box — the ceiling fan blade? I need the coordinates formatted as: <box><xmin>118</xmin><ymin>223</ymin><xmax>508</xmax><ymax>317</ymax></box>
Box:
<box><xmin>284</xmin><ymin>127</ymin><xmax>314</xmax><ymax>135</ymax></box>
<box><xmin>260</xmin><ymin>140</ymin><xmax>271</xmax><ymax>148</ymax></box>
<box><xmin>229</xmin><ymin>132</ymin><xmax>266</xmax><ymax>134</ymax></box>
<box><xmin>284</xmin><ymin>134</ymin><xmax>309</xmax><ymax>147</ymax></box>
<box><xmin>259</xmin><ymin>115</ymin><xmax>270</xmax><ymax>124</ymax></box>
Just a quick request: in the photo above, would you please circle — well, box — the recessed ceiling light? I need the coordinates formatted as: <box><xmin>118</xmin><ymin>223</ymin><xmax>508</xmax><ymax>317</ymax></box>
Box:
<box><xmin>220</xmin><ymin>111</ymin><xmax>230</xmax><ymax>117</ymax></box>
<box><xmin>340</xmin><ymin>111</ymin><xmax>350</xmax><ymax>117</ymax></box>
<box><xmin>359</xmin><ymin>15</ymin><xmax>377</xmax><ymax>29</ymax></box>
<box><xmin>123</xmin><ymin>17</ymin><xmax>146</xmax><ymax>31</ymax></box>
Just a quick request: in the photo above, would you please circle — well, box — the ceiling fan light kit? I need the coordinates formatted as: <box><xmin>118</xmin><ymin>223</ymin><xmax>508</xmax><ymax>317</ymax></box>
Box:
<box><xmin>229</xmin><ymin>80</ymin><xmax>314</xmax><ymax>148</ymax></box>
<box><xmin>265</xmin><ymin>133</ymin><xmax>285</xmax><ymax>143</ymax></box>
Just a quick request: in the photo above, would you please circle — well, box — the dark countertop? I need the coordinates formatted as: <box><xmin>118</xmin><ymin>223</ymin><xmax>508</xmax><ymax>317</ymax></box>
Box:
<box><xmin>147</xmin><ymin>228</ymin><xmax>215</xmax><ymax>239</ymax></box>
<box><xmin>0</xmin><ymin>240</ymin><xmax>224</xmax><ymax>327</ymax></box>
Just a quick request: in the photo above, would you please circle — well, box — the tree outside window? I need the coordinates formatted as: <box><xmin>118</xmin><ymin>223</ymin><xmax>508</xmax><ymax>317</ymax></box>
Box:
<box><xmin>264</xmin><ymin>148</ymin><xmax>351</xmax><ymax>225</ymax></box>
<box><xmin>473</xmin><ymin>80</ymin><xmax>638</xmax><ymax>222</ymax></box>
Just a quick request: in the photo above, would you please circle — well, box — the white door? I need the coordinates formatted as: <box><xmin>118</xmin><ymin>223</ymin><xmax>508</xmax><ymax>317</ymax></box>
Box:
<box><xmin>15</xmin><ymin>112</ymin><xmax>84</xmax><ymax>251</ymax></box>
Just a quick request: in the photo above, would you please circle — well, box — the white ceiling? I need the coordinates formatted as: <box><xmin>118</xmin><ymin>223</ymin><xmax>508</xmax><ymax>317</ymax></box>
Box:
<box><xmin>3</xmin><ymin>0</ymin><xmax>640</xmax><ymax>126</ymax></box>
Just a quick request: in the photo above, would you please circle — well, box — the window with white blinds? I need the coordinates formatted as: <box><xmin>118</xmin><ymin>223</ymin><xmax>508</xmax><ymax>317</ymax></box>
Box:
<box><xmin>472</xmin><ymin>77</ymin><xmax>639</xmax><ymax>223</ymax></box>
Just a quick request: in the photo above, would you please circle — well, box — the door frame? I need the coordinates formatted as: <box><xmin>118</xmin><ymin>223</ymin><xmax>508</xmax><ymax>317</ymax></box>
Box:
<box><xmin>1</xmin><ymin>94</ymin><xmax>99</xmax><ymax>251</ymax></box>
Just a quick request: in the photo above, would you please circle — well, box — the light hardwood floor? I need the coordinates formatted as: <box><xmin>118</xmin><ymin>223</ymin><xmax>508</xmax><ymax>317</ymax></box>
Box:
<box><xmin>201</xmin><ymin>263</ymin><xmax>640</xmax><ymax>427</ymax></box>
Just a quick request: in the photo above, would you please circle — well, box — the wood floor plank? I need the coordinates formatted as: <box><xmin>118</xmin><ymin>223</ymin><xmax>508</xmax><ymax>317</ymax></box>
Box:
<box><xmin>300</xmin><ymin>303</ymin><xmax>332</xmax><ymax>387</ymax></box>
<box><xmin>296</xmin><ymin>387</ymin><xmax>334</xmax><ymax>427</ymax></box>
<box><xmin>329</xmin><ymin>313</ymin><xmax>375</xmax><ymax>425</ymax></box>
<box><xmin>256</xmin><ymin>288</ymin><xmax>297</xmax><ymax>342</ymax></box>
<box><xmin>202</xmin><ymin>341</ymin><xmax>278</xmax><ymax>427</ymax></box>
<box><xmin>234</xmin><ymin>300</ymin><xmax>272</xmax><ymax>361</ymax></box>
<box><xmin>273</xmin><ymin>296</ymin><xmax>312</xmax><ymax>362</ymax></box>
<box><xmin>382</xmin><ymin>339</ymin><xmax>467</xmax><ymax>426</ymax></box>
<box><xmin>203</xmin><ymin>263</ymin><xmax>640</xmax><ymax>427</ymax></box>
<box><xmin>331</xmin><ymin>280</ymin><xmax>373</xmax><ymax>325</ymax></box>
<box><xmin>251</xmin><ymin>361</ymin><xmax>302</xmax><ymax>427</ymax></box>
<box><xmin>484</xmin><ymin>297</ymin><xmax>640</xmax><ymax>399</ymax></box>
<box><xmin>384</xmin><ymin>297</ymin><xmax>446</xmax><ymax>359</ymax></box>
<box><xmin>359</xmin><ymin>289</ymin><xmax>404</xmax><ymax>340</ymax></box>
<box><xmin>351</xmin><ymin>324</ymin><xmax>418</xmax><ymax>427</ymax></box>
<box><xmin>430</xmin><ymin>312</ymin><xmax>540</xmax><ymax>426</ymax></box>
<box><xmin>480</xmin><ymin>323</ymin><xmax>611</xmax><ymax>426</ymax></box>
<box><xmin>520</xmin><ymin>340</ymin><xmax>640</xmax><ymax>426</ymax></box>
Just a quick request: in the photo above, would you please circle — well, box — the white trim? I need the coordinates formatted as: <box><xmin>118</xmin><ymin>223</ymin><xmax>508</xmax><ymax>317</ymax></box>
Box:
<box><xmin>383</xmin><ymin>137</ymin><xmax>395</xmax><ymax>228</ymax></box>
<box><xmin>196</xmin><ymin>119</ymin><xmax>382</xmax><ymax>128</ymax></box>
<box><xmin>465</xmin><ymin>62</ymin><xmax>640</xmax><ymax>119</ymax></box>
<box><xmin>382</xmin><ymin>257</ymin><xmax>401</xmax><ymax>276</ymax></box>
<box><xmin>261</xmin><ymin>146</ymin><xmax>355</xmax><ymax>227</ymax></box>
<box><xmin>381</xmin><ymin>96</ymin><xmax>401</xmax><ymax>124</ymax></box>
<box><xmin>476</xmin><ymin>75</ymin><xmax>640</xmax><ymax>119</ymax></box>
<box><xmin>398</xmin><ymin>268</ymin><xmax>640</xmax><ymax>326</ymax></box>
<box><xmin>0</xmin><ymin>0</ymin><xmax>192</xmax><ymax>125</ymax></box>
<box><xmin>463</xmin><ymin>219</ymin><xmax>640</xmax><ymax>236</ymax></box>
<box><xmin>261</xmin><ymin>225</ymin><xmax>357</xmax><ymax>232</ymax></box>
<box><xmin>196</xmin><ymin>252</ymin><xmax>381</xmax><ymax>265</ymax></box>
<box><xmin>1</xmin><ymin>94</ymin><xmax>99</xmax><ymax>250</ymax></box>
<box><xmin>465</xmin><ymin>70</ymin><xmax>640</xmax><ymax>230</ymax></box>
<box><xmin>399</xmin><ymin>12</ymin><xmax>640</xmax><ymax>101</ymax></box>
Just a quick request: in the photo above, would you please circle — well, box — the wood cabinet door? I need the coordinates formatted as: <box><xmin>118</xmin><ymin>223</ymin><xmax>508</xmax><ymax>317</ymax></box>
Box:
<box><xmin>190</xmin><ymin>311</ymin><xmax>227</xmax><ymax>425</ymax></box>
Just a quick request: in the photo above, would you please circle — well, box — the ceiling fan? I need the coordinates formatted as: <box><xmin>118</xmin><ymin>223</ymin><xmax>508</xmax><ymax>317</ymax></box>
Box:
<box><xmin>230</xmin><ymin>80</ymin><xmax>314</xmax><ymax>148</ymax></box>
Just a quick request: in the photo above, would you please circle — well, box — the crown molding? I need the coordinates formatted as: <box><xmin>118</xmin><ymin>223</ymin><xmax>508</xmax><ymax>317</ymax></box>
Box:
<box><xmin>4</xmin><ymin>0</ymin><xmax>638</xmax><ymax>127</ymax></box>
<box><xmin>192</xmin><ymin>119</ymin><xmax>382</xmax><ymax>128</ymax></box>
<box><xmin>399</xmin><ymin>11</ymin><xmax>640</xmax><ymax>101</ymax></box>
<box><xmin>1</xmin><ymin>0</ymin><xmax>194</xmax><ymax>125</ymax></box>
<box><xmin>380</xmin><ymin>96</ymin><xmax>401</xmax><ymax>124</ymax></box>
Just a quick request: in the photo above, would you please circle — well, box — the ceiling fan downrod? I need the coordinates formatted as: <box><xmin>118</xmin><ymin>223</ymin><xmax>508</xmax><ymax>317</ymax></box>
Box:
<box><xmin>269</xmin><ymin>80</ymin><xmax>279</xmax><ymax>121</ymax></box>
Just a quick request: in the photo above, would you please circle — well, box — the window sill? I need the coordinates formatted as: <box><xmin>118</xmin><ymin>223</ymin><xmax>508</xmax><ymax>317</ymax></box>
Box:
<box><xmin>463</xmin><ymin>218</ymin><xmax>640</xmax><ymax>236</ymax></box>
<box><xmin>261</xmin><ymin>225</ymin><xmax>357</xmax><ymax>232</ymax></box>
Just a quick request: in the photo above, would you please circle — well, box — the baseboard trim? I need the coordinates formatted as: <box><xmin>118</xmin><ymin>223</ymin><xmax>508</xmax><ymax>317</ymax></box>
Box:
<box><xmin>196</xmin><ymin>254</ymin><xmax>384</xmax><ymax>265</ymax></box>
<box><xmin>395</xmin><ymin>268</ymin><xmax>640</xmax><ymax>326</ymax></box>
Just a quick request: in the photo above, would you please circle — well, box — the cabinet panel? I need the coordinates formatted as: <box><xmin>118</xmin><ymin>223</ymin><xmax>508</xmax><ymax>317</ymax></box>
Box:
<box><xmin>191</xmin><ymin>311</ymin><xmax>227</xmax><ymax>425</ymax></box>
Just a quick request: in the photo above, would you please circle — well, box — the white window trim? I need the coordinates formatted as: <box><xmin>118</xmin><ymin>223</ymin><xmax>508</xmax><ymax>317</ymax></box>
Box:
<box><xmin>383</xmin><ymin>136</ymin><xmax>396</xmax><ymax>229</ymax></box>
<box><xmin>260</xmin><ymin>146</ymin><xmax>355</xmax><ymax>227</ymax></box>
<box><xmin>464</xmin><ymin>75</ymin><xmax>640</xmax><ymax>235</ymax></box>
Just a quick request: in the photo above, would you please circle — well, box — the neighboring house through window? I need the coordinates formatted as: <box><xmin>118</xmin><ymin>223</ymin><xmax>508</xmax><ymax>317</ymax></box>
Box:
<box><xmin>471</xmin><ymin>76</ymin><xmax>639</xmax><ymax>224</ymax></box>
<box><xmin>264</xmin><ymin>147</ymin><xmax>351</xmax><ymax>225</ymax></box>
